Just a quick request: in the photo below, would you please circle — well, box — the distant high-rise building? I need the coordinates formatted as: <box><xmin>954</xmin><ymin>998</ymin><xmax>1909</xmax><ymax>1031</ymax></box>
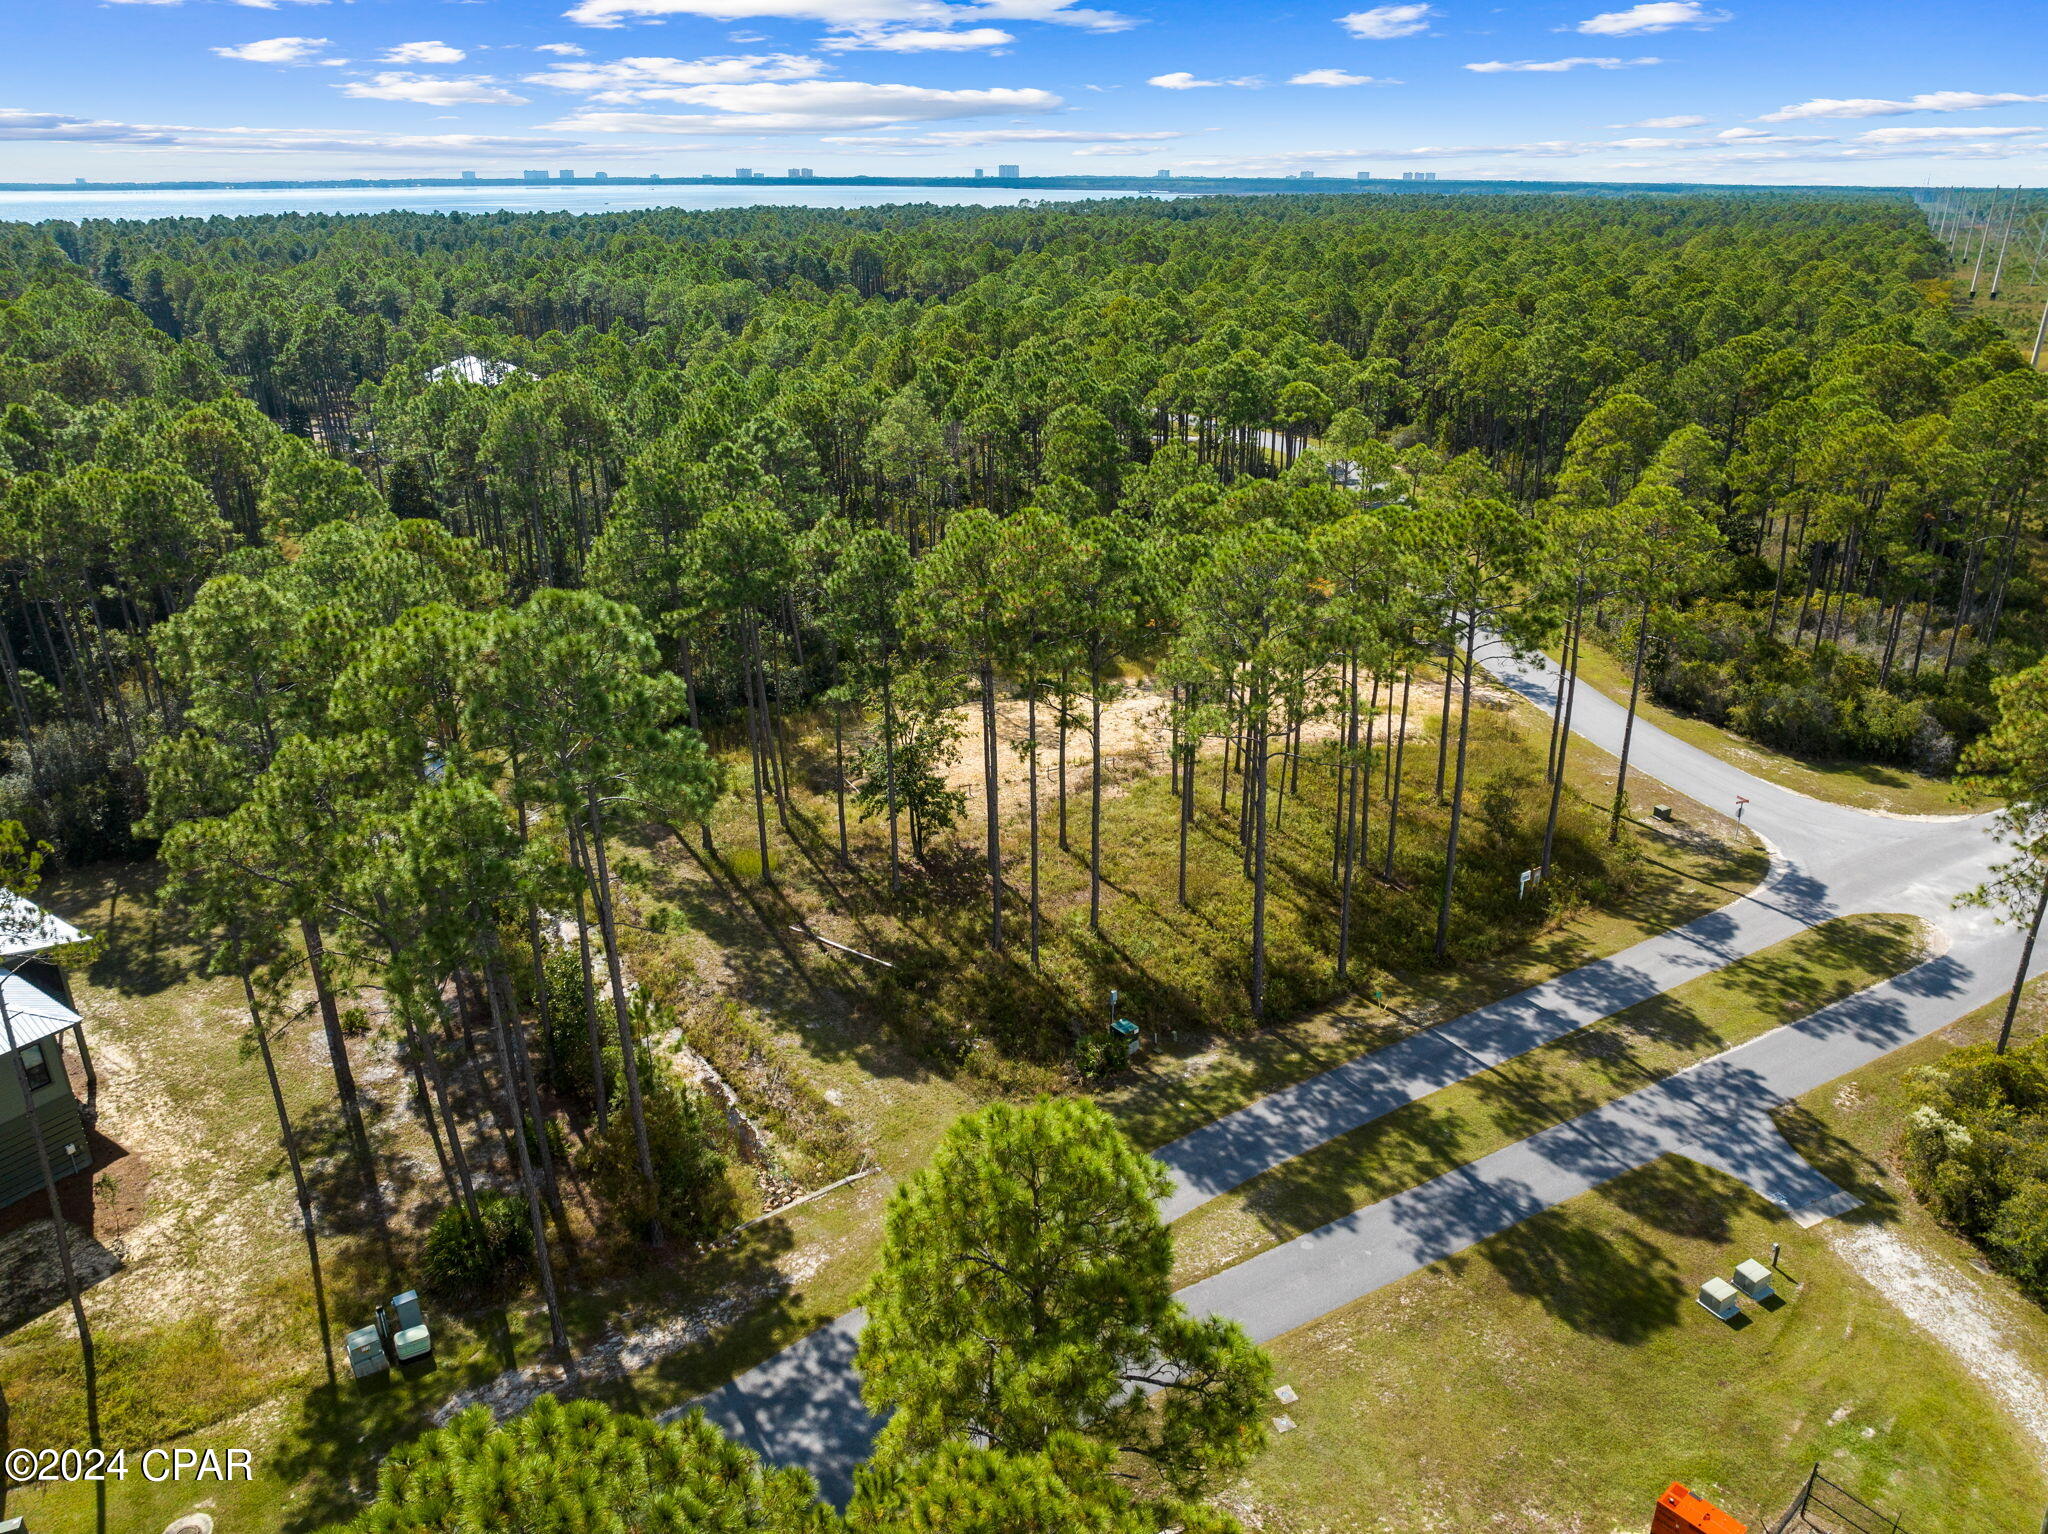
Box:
<box><xmin>558</xmin><ymin>168</ymin><xmax>575</xmax><ymax>180</ymax></box>
<box><xmin>74</xmin><ymin>177</ymin><xmax>87</xmax><ymax>186</ymax></box>
<box><xmin>594</xmin><ymin>170</ymin><xmax>609</xmax><ymax>180</ymax></box>
<box><xmin>522</xmin><ymin>169</ymin><xmax>547</xmax><ymax>182</ymax></box>
<box><xmin>735</xmin><ymin>167</ymin><xmax>755</xmax><ymax>179</ymax></box>
<box><xmin>1356</xmin><ymin>170</ymin><xmax>1372</xmax><ymax>180</ymax></box>
<box><xmin>997</xmin><ymin>163</ymin><xmax>1020</xmax><ymax>178</ymax></box>
<box><xmin>787</xmin><ymin>167</ymin><xmax>814</xmax><ymax>179</ymax></box>
<box><xmin>460</xmin><ymin>170</ymin><xmax>478</xmax><ymax>182</ymax></box>
<box><xmin>1156</xmin><ymin>168</ymin><xmax>1171</xmax><ymax>178</ymax></box>
<box><xmin>1400</xmin><ymin>170</ymin><xmax>1437</xmax><ymax>181</ymax></box>
<box><xmin>1296</xmin><ymin>170</ymin><xmax>1315</xmax><ymax>180</ymax></box>
<box><xmin>974</xmin><ymin>168</ymin><xmax>986</xmax><ymax>178</ymax></box>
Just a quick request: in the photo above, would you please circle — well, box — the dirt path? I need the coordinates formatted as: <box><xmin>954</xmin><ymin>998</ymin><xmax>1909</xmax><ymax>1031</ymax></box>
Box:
<box><xmin>1826</xmin><ymin>1223</ymin><xmax>2048</xmax><ymax>1456</ymax></box>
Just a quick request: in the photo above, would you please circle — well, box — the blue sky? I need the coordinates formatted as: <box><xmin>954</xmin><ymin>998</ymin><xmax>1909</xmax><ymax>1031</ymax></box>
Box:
<box><xmin>5</xmin><ymin>0</ymin><xmax>2046</xmax><ymax>183</ymax></box>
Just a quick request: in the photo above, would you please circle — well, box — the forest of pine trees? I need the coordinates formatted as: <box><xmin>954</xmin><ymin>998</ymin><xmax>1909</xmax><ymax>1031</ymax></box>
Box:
<box><xmin>1</xmin><ymin>191</ymin><xmax>2045</xmax><ymax>1409</ymax></box>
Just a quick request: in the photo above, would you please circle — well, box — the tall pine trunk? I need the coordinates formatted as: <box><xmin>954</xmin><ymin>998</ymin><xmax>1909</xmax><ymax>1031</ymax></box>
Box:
<box><xmin>242</xmin><ymin>967</ymin><xmax>334</xmax><ymax>1383</ymax></box>
<box><xmin>1249</xmin><ymin>704</ymin><xmax>1274</xmax><ymax>1020</ymax></box>
<box><xmin>1178</xmin><ymin>683</ymin><xmax>1196</xmax><ymax>908</ymax></box>
<box><xmin>1089</xmin><ymin>648</ymin><xmax>1105</xmax><ymax>933</ymax></box>
<box><xmin>1027</xmin><ymin>689</ymin><xmax>1041</xmax><ymax>966</ymax></box>
<box><xmin>981</xmin><ymin>660</ymin><xmax>1004</xmax><ymax>950</ymax></box>
<box><xmin>583</xmin><ymin>787</ymin><xmax>663</xmax><ymax>1243</ymax></box>
<box><xmin>1541</xmin><ymin>609</ymin><xmax>1583</xmax><ymax>880</ymax></box>
<box><xmin>1383</xmin><ymin>668</ymin><xmax>1411</xmax><ymax>881</ymax></box>
<box><xmin>565</xmin><ymin>821</ymin><xmax>610</xmax><ymax>1130</ymax></box>
<box><xmin>882</xmin><ymin>667</ymin><xmax>902</xmax><ymax>893</ymax></box>
<box><xmin>1609</xmin><ymin>601</ymin><xmax>1652</xmax><ymax>842</ymax></box>
<box><xmin>482</xmin><ymin>951</ymin><xmax>567</xmax><ymax>1354</ymax></box>
<box><xmin>1433</xmin><ymin>614</ymin><xmax>1479</xmax><ymax>961</ymax></box>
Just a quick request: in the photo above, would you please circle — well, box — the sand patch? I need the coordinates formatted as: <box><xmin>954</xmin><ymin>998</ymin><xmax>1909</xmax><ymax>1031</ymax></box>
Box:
<box><xmin>1827</xmin><ymin>1223</ymin><xmax>2048</xmax><ymax>1456</ymax></box>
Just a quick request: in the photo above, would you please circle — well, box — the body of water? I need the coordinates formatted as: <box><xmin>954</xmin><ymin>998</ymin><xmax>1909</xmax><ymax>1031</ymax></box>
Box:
<box><xmin>0</xmin><ymin>183</ymin><xmax>1187</xmax><ymax>223</ymax></box>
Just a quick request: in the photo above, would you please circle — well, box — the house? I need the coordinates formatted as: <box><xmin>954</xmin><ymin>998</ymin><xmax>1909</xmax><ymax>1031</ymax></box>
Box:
<box><xmin>0</xmin><ymin>892</ymin><xmax>92</xmax><ymax>1212</ymax></box>
<box><xmin>425</xmin><ymin>355</ymin><xmax>522</xmax><ymax>386</ymax></box>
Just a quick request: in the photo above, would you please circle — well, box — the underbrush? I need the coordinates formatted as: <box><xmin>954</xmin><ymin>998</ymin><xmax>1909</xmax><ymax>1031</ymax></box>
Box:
<box><xmin>625</xmin><ymin>939</ymin><xmax>866</xmax><ymax>1186</ymax></box>
<box><xmin>1615</xmin><ymin>593</ymin><xmax>2013</xmax><ymax>775</ymax></box>
<box><xmin>1901</xmin><ymin>1032</ymin><xmax>2048</xmax><ymax>1300</ymax></box>
<box><xmin>653</xmin><ymin>693</ymin><xmax>1650</xmax><ymax>1081</ymax></box>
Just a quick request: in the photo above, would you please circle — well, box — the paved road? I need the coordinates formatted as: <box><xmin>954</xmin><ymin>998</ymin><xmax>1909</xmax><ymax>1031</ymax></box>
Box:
<box><xmin>685</xmin><ymin>638</ymin><xmax>2024</xmax><ymax>1500</ymax></box>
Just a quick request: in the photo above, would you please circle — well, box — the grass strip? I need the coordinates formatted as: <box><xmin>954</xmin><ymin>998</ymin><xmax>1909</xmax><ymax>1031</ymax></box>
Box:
<box><xmin>1169</xmin><ymin>911</ymin><xmax>1929</xmax><ymax>1287</ymax></box>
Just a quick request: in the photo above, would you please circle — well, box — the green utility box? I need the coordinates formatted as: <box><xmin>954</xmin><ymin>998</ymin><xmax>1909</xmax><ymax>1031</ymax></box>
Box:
<box><xmin>346</xmin><ymin>1324</ymin><xmax>389</xmax><ymax>1378</ymax></box>
<box><xmin>389</xmin><ymin>1288</ymin><xmax>432</xmax><ymax>1361</ymax></box>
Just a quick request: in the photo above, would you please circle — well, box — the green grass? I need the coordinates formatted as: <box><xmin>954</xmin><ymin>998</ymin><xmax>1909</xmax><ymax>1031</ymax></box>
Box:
<box><xmin>1169</xmin><ymin>913</ymin><xmax>1929</xmax><ymax>1286</ymax></box>
<box><xmin>1566</xmin><ymin>640</ymin><xmax>1986</xmax><ymax>818</ymax></box>
<box><xmin>1225</xmin><ymin>1156</ymin><xmax>2047</xmax><ymax>1534</ymax></box>
<box><xmin>682</xmin><ymin>678</ymin><xmax>1709</xmax><ymax>1069</ymax></box>
<box><xmin>0</xmin><ymin>678</ymin><xmax>1773</xmax><ymax>1534</ymax></box>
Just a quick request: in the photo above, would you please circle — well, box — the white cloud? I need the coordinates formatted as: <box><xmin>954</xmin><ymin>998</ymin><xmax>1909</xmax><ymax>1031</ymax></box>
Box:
<box><xmin>1337</xmin><ymin>4</ymin><xmax>1433</xmax><ymax>39</ymax></box>
<box><xmin>1714</xmin><ymin>126</ymin><xmax>1825</xmax><ymax>143</ymax></box>
<box><xmin>1854</xmin><ymin>123</ymin><xmax>2045</xmax><ymax>144</ymax></box>
<box><xmin>824</xmin><ymin>126</ymin><xmax>1178</xmax><ymax>144</ymax></box>
<box><xmin>381</xmin><ymin>41</ymin><xmax>468</xmax><ymax>64</ymax></box>
<box><xmin>1465</xmin><ymin>55</ymin><xmax>1659</xmax><ymax>72</ymax></box>
<box><xmin>525</xmin><ymin>53</ymin><xmax>827</xmax><ymax>99</ymax></box>
<box><xmin>535</xmin><ymin>43</ymin><xmax>589</xmax><ymax>54</ymax></box>
<box><xmin>1071</xmin><ymin>143</ymin><xmax>1155</xmax><ymax>155</ymax></box>
<box><xmin>1574</xmin><ymin>2</ymin><xmax>1729</xmax><ymax>35</ymax></box>
<box><xmin>1611</xmin><ymin>112</ymin><xmax>1708</xmax><ymax>127</ymax></box>
<box><xmin>213</xmin><ymin>36</ymin><xmax>332</xmax><ymax>64</ymax></box>
<box><xmin>340</xmin><ymin>73</ymin><xmax>531</xmax><ymax>105</ymax></box>
<box><xmin>1290</xmin><ymin>68</ymin><xmax>1386</xmax><ymax>86</ymax></box>
<box><xmin>0</xmin><ymin>109</ymin><xmax>175</xmax><ymax>143</ymax></box>
<box><xmin>1148</xmin><ymin>70</ymin><xmax>1262</xmax><ymax>89</ymax></box>
<box><xmin>561</xmin><ymin>0</ymin><xmax>1133</xmax><ymax>34</ymax></box>
<box><xmin>821</xmin><ymin>25</ymin><xmax>1014</xmax><ymax>49</ymax></box>
<box><xmin>0</xmin><ymin>107</ymin><xmax>662</xmax><ymax>158</ymax></box>
<box><xmin>547</xmin><ymin>80</ymin><xmax>1062</xmax><ymax>131</ymax></box>
<box><xmin>1759</xmin><ymin>90</ymin><xmax>2048</xmax><ymax>122</ymax></box>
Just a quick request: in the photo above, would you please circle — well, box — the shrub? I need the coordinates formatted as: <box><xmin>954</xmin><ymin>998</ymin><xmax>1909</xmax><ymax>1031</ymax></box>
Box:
<box><xmin>1073</xmin><ymin>1031</ymin><xmax>1129</xmax><ymax>1079</ymax></box>
<box><xmin>345</xmin><ymin>1396</ymin><xmax>823</xmax><ymax>1531</ymax></box>
<box><xmin>1900</xmin><ymin>1038</ymin><xmax>2048</xmax><ymax>1301</ymax></box>
<box><xmin>586</xmin><ymin>1047</ymin><xmax>735</xmax><ymax>1243</ymax></box>
<box><xmin>538</xmin><ymin>944</ymin><xmax>601</xmax><ymax>1106</ymax></box>
<box><xmin>420</xmin><ymin>1188</ymin><xmax>532</xmax><ymax>1301</ymax></box>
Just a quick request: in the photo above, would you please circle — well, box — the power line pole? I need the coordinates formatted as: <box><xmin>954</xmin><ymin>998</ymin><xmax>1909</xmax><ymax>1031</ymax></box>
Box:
<box><xmin>1970</xmin><ymin>187</ymin><xmax>1998</xmax><ymax>295</ymax></box>
<box><xmin>1988</xmin><ymin>186</ymin><xmax>2023</xmax><ymax>300</ymax></box>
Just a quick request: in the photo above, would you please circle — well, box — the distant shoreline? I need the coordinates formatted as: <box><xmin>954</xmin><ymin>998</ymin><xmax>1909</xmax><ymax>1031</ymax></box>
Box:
<box><xmin>0</xmin><ymin>173</ymin><xmax>1896</xmax><ymax>195</ymax></box>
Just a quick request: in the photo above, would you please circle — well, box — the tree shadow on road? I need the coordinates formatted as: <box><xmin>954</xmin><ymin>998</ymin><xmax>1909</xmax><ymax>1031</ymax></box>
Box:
<box><xmin>1233</xmin><ymin>1100</ymin><xmax>1475</xmax><ymax>1246</ymax></box>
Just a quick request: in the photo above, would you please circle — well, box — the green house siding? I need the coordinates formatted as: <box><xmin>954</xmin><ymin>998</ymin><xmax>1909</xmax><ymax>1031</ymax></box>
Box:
<box><xmin>0</xmin><ymin>1090</ymin><xmax>91</xmax><ymax>1210</ymax></box>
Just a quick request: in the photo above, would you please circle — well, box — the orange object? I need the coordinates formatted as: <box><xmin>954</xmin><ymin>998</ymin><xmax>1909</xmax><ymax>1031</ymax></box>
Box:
<box><xmin>1652</xmin><ymin>1483</ymin><xmax>1748</xmax><ymax>1534</ymax></box>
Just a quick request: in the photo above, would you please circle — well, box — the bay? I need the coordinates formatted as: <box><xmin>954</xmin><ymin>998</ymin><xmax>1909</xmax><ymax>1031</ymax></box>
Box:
<box><xmin>0</xmin><ymin>183</ymin><xmax>1183</xmax><ymax>224</ymax></box>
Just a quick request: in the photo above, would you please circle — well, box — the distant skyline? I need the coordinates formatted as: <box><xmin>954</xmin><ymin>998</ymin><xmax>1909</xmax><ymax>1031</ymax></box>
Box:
<box><xmin>5</xmin><ymin>0</ymin><xmax>2045</xmax><ymax>185</ymax></box>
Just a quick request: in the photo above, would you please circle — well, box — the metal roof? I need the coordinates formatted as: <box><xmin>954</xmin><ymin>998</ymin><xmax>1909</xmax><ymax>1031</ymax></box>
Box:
<box><xmin>426</xmin><ymin>355</ymin><xmax>521</xmax><ymax>386</ymax></box>
<box><xmin>0</xmin><ymin>971</ymin><xmax>80</xmax><ymax>1053</ymax></box>
<box><xmin>0</xmin><ymin>890</ymin><xmax>86</xmax><ymax>958</ymax></box>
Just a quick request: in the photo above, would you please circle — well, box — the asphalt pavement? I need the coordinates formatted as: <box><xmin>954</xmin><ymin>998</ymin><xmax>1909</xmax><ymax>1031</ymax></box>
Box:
<box><xmin>681</xmin><ymin>637</ymin><xmax>2028</xmax><ymax>1500</ymax></box>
